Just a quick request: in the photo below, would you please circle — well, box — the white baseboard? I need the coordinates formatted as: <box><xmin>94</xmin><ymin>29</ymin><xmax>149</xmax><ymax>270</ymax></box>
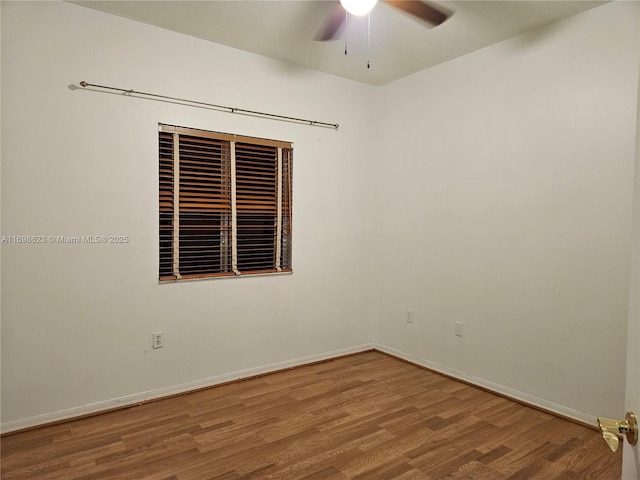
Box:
<box><xmin>374</xmin><ymin>343</ymin><xmax>597</xmax><ymax>427</ymax></box>
<box><xmin>1</xmin><ymin>343</ymin><xmax>375</xmax><ymax>434</ymax></box>
<box><xmin>2</xmin><ymin>343</ymin><xmax>596</xmax><ymax>434</ymax></box>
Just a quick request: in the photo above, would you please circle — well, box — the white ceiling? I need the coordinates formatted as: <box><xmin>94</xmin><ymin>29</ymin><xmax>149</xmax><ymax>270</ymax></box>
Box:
<box><xmin>72</xmin><ymin>0</ymin><xmax>607</xmax><ymax>86</ymax></box>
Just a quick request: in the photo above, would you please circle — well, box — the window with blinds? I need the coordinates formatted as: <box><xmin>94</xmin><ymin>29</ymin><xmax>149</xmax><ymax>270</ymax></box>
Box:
<box><xmin>159</xmin><ymin>124</ymin><xmax>292</xmax><ymax>281</ymax></box>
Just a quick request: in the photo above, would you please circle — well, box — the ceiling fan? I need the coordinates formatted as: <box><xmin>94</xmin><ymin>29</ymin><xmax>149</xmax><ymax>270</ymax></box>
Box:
<box><xmin>316</xmin><ymin>0</ymin><xmax>452</xmax><ymax>41</ymax></box>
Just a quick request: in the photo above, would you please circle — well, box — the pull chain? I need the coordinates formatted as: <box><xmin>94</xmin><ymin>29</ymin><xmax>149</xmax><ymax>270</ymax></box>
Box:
<box><xmin>367</xmin><ymin>11</ymin><xmax>371</xmax><ymax>68</ymax></box>
<box><xmin>344</xmin><ymin>10</ymin><xmax>349</xmax><ymax>55</ymax></box>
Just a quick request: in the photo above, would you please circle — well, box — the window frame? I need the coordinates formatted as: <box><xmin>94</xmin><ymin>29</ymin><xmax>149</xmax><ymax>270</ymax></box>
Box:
<box><xmin>159</xmin><ymin>124</ymin><xmax>292</xmax><ymax>282</ymax></box>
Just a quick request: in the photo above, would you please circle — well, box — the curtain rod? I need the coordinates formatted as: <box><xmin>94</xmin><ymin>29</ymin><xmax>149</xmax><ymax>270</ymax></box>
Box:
<box><xmin>78</xmin><ymin>81</ymin><xmax>339</xmax><ymax>130</ymax></box>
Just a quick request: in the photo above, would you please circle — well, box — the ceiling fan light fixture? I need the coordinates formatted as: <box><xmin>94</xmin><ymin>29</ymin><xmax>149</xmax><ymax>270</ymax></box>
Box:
<box><xmin>339</xmin><ymin>0</ymin><xmax>378</xmax><ymax>16</ymax></box>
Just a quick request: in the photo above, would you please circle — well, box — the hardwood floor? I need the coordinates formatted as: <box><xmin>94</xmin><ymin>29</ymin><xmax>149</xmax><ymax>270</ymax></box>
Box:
<box><xmin>1</xmin><ymin>351</ymin><xmax>621</xmax><ymax>479</ymax></box>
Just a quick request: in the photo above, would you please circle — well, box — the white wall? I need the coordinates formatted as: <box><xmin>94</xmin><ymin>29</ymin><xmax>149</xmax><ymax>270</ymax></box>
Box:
<box><xmin>2</xmin><ymin>0</ymin><xmax>639</xmax><ymax>433</ymax></box>
<box><xmin>374</xmin><ymin>1</ymin><xmax>639</xmax><ymax>422</ymax></box>
<box><xmin>1</xmin><ymin>1</ymin><xmax>376</xmax><ymax>429</ymax></box>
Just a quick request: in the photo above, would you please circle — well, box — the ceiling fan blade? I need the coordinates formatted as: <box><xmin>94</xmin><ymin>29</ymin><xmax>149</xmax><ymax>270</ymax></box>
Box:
<box><xmin>385</xmin><ymin>0</ymin><xmax>450</xmax><ymax>26</ymax></box>
<box><xmin>315</xmin><ymin>2</ymin><xmax>346</xmax><ymax>41</ymax></box>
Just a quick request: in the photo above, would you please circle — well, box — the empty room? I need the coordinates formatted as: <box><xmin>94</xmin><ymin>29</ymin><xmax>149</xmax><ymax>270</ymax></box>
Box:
<box><xmin>2</xmin><ymin>0</ymin><xmax>640</xmax><ymax>478</ymax></box>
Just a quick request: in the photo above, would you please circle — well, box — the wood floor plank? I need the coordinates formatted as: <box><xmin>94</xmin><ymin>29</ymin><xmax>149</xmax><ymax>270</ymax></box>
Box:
<box><xmin>447</xmin><ymin>460</ymin><xmax>502</xmax><ymax>480</ymax></box>
<box><xmin>0</xmin><ymin>351</ymin><xmax>621</xmax><ymax>479</ymax></box>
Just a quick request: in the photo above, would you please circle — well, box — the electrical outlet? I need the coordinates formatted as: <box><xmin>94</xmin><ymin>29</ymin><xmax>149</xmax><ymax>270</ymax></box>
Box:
<box><xmin>406</xmin><ymin>309</ymin><xmax>414</xmax><ymax>324</ymax></box>
<box><xmin>152</xmin><ymin>332</ymin><xmax>164</xmax><ymax>349</ymax></box>
<box><xmin>455</xmin><ymin>322</ymin><xmax>463</xmax><ymax>337</ymax></box>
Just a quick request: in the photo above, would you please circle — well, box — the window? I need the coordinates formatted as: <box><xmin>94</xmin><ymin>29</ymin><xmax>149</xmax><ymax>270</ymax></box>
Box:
<box><xmin>159</xmin><ymin>124</ymin><xmax>292</xmax><ymax>281</ymax></box>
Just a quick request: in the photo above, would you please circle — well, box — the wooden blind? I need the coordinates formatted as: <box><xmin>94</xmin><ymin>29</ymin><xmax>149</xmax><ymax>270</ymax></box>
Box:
<box><xmin>159</xmin><ymin>125</ymin><xmax>292</xmax><ymax>281</ymax></box>
<box><xmin>158</xmin><ymin>131</ymin><xmax>174</xmax><ymax>278</ymax></box>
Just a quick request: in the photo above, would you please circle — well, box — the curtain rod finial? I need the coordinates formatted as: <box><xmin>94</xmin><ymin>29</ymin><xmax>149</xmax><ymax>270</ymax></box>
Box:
<box><xmin>80</xmin><ymin>81</ymin><xmax>87</xmax><ymax>88</ymax></box>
